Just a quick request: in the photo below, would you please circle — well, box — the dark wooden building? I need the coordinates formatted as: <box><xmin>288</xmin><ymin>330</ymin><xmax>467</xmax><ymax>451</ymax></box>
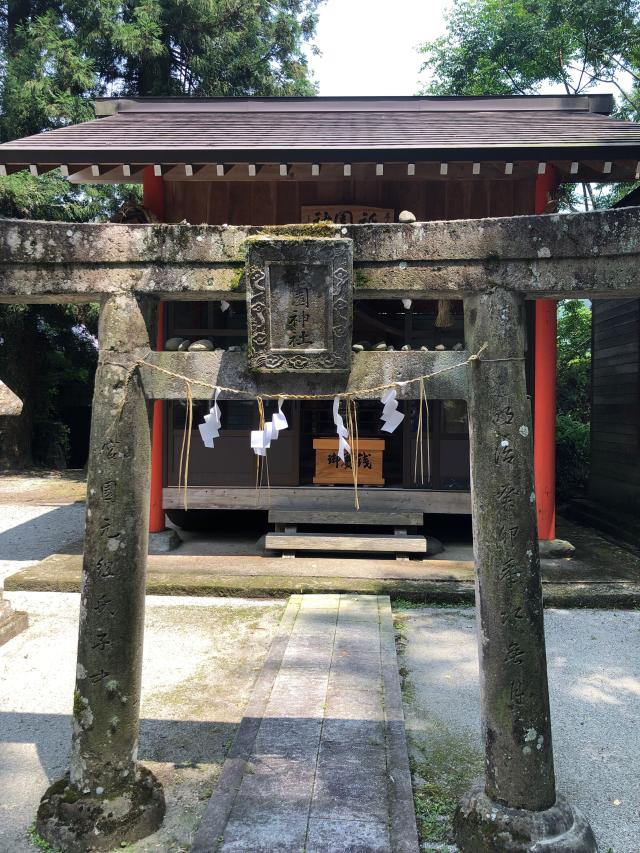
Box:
<box><xmin>578</xmin><ymin>187</ymin><xmax>640</xmax><ymax>545</ymax></box>
<box><xmin>3</xmin><ymin>93</ymin><xmax>640</xmax><ymax>545</ymax></box>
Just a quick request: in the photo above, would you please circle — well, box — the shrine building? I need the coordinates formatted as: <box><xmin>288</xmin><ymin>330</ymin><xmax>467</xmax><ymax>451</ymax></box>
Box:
<box><xmin>2</xmin><ymin>94</ymin><xmax>640</xmax><ymax>548</ymax></box>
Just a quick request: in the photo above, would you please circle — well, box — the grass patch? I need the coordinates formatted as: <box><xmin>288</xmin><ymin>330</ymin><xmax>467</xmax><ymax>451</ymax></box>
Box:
<box><xmin>412</xmin><ymin>778</ymin><xmax>458</xmax><ymax>844</ymax></box>
<box><xmin>392</xmin><ymin>598</ymin><xmax>474</xmax><ymax>611</ymax></box>
<box><xmin>408</xmin><ymin>731</ymin><xmax>483</xmax><ymax>845</ymax></box>
<box><xmin>27</xmin><ymin>826</ymin><xmax>62</xmax><ymax>853</ymax></box>
<box><xmin>394</xmin><ymin>612</ymin><xmax>482</xmax><ymax>846</ymax></box>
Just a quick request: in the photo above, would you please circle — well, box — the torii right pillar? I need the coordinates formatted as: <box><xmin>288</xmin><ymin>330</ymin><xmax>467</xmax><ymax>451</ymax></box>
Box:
<box><xmin>455</xmin><ymin>288</ymin><xmax>596</xmax><ymax>851</ymax></box>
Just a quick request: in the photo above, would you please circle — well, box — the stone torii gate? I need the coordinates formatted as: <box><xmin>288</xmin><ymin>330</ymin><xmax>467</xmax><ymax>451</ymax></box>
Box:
<box><xmin>2</xmin><ymin>208</ymin><xmax>639</xmax><ymax>852</ymax></box>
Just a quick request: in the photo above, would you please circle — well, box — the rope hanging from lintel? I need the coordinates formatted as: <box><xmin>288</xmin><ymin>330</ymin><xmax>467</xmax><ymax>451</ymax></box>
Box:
<box><xmin>106</xmin><ymin>343</ymin><xmax>494</xmax><ymax>510</ymax></box>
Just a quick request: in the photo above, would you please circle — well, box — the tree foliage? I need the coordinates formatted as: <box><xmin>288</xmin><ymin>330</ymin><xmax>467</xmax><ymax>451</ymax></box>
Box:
<box><xmin>420</xmin><ymin>0</ymin><xmax>640</xmax><ymax>115</ymax></box>
<box><xmin>557</xmin><ymin>299</ymin><xmax>592</xmax><ymax>422</ymax></box>
<box><xmin>0</xmin><ymin>0</ymin><xmax>323</xmax><ymax>467</ymax></box>
<box><xmin>1</xmin><ymin>0</ymin><xmax>322</xmax><ymax>143</ymax></box>
<box><xmin>418</xmin><ymin>1</ymin><xmax>639</xmax><ymax>497</ymax></box>
<box><xmin>555</xmin><ymin>299</ymin><xmax>592</xmax><ymax>500</ymax></box>
<box><xmin>419</xmin><ymin>0</ymin><xmax>640</xmax><ymax>211</ymax></box>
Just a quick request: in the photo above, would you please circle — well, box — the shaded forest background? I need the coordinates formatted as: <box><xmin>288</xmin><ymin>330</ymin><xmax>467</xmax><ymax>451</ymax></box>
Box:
<box><xmin>1</xmin><ymin>0</ymin><xmax>639</xmax><ymax>501</ymax></box>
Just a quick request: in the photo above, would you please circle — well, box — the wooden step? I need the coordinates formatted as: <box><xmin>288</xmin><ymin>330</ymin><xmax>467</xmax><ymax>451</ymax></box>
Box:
<box><xmin>268</xmin><ymin>510</ymin><xmax>423</xmax><ymax>527</ymax></box>
<box><xmin>265</xmin><ymin>532</ymin><xmax>427</xmax><ymax>553</ymax></box>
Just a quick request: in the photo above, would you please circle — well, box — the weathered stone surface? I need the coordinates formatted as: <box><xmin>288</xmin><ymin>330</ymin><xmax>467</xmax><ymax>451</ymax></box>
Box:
<box><xmin>2</xmin><ymin>206</ymin><xmax>640</xmax><ymax>265</ymax></box>
<box><xmin>148</xmin><ymin>528</ymin><xmax>181</xmax><ymax>554</ymax></box>
<box><xmin>138</xmin><ymin>350</ymin><xmax>470</xmax><ymax>401</ymax></box>
<box><xmin>454</xmin><ymin>786</ymin><xmax>597</xmax><ymax>852</ymax></box>
<box><xmin>465</xmin><ymin>288</ymin><xmax>555</xmax><ymax>809</ymax></box>
<box><xmin>188</xmin><ymin>338</ymin><xmax>213</xmax><ymax>351</ymax></box>
<box><xmin>459</xmin><ymin>287</ymin><xmax>596</xmax><ymax>849</ymax></box>
<box><xmin>539</xmin><ymin>537</ymin><xmax>575</xmax><ymax>558</ymax></box>
<box><xmin>36</xmin><ymin>293</ymin><xmax>165</xmax><ymax>851</ymax></box>
<box><xmin>0</xmin><ymin>378</ymin><xmax>23</xmax><ymax>415</ymax></box>
<box><xmin>246</xmin><ymin>238</ymin><xmax>353</xmax><ymax>373</ymax></box>
<box><xmin>2</xmin><ymin>208</ymin><xmax>640</xmax><ymax>303</ymax></box>
<box><xmin>0</xmin><ymin>598</ymin><xmax>28</xmax><ymax>645</ymax></box>
<box><xmin>37</xmin><ymin>766</ymin><xmax>165</xmax><ymax>853</ymax></box>
<box><xmin>192</xmin><ymin>595</ymin><xmax>418</xmax><ymax>853</ymax></box>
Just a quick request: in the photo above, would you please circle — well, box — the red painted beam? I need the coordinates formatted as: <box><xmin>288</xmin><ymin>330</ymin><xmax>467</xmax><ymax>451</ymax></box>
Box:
<box><xmin>143</xmin><ymin>167</ymin><xmax>167</xmax><ymax>533</ymax></box>
<box><xmin>534</xmin><ymin>166</ymin><xmax>558</xmax><ymax>540</ymax></box>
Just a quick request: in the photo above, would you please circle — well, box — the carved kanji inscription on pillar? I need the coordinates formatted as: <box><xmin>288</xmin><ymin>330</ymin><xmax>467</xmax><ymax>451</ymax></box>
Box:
<box><xmin>246</xmin><ymin>238</ymin><xmax>353</xmax><ymax>373</ymax></box>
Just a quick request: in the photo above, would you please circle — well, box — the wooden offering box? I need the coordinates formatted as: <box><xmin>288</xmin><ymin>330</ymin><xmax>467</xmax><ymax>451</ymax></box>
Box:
<box><xmin>313</xmin><ymin>439</ymin><xmax>385</xmax><ymax>485</ymax></box>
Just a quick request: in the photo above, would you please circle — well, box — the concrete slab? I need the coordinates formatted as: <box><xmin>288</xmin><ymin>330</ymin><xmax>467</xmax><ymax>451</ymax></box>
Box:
<box><xmin>6</xmin><ymin>550</ymin><xmax>640</xmax><ymax>608</ymax></box>
<box><xmin>192</xmin><ymin>594</ymin><xmax>419</xmax><ymax>853</ymax></box>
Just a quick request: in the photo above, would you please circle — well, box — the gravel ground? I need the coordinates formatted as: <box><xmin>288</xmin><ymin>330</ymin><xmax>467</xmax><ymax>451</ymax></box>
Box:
<box><xmin>397</xmin><ymin>606</ymin><xmax>640</xmax><ymax>853</ymax></box>
<box><xmin>0</xmin><ymin>503</ymin><xmax>85</xmax><ymax>582</ymax></box>
<box><xmin>0</xmin><ymin>591</ymin><xmax>284</xmax><ymax>853</ymax></box>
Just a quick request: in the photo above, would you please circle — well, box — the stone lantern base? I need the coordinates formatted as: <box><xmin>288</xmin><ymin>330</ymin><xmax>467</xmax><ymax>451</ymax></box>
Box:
<box><xmin>0</xmin><ymin>597</ymin><xmax>27</xmax><ymax>646</ymax></box>
<box><xmin>36</xmin><ymin>765</ymin><xmax>165</xmax><ymax>853</ymax></box>
<box><xmin>454</xmin><ymin>786</ymin><xmax>597</xmax><ymax>852</ymax></box>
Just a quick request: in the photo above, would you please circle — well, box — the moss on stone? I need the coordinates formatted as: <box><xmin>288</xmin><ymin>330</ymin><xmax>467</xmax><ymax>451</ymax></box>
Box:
<box><xmin>27</xmin><ymin>825</ymin><xmax>63</xmax><ymax>853</ymax></box>
<box><xmin>228</xmin><ymin>267</ymin><xmax>245</xmax><ymax>291</ymax></box>
<box><xmin>61</xmin><ymin>786</ymin><xmax>81</xmax><ymax>804</ymax></box>
<box><xmin>73</xmin><ymin>689</ymin><xmax>84</xmax><ymax>720</ymax></box>
<box><xmin>408</xmin><ymin>724</ymin><xmax>483</xmax><ymax>845</ymax></box>
<box><xmin>262</xmin><ymin>222</ymin><xmax>338</xmax><ymax>238</ymax></box>
<box><xmin>241</xmin><ymin>222</ymin><xmax>338</xmax><ymax>242</ymax></box>
<box><xmin>354</xmin><ymin>269</ymin><xmax>371</xmax><ymax>288</ymax></box>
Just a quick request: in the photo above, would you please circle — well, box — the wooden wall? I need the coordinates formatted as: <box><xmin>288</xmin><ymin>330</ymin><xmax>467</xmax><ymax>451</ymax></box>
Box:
<box><xmin>164</xmin><ymin>177</ymin><xmax>537</xmax><ymax>225</ymax></box>
<box><xmin>589</xmin><ymin>298</ymin><xmax>640</xmax><ymax>511</ymax></box>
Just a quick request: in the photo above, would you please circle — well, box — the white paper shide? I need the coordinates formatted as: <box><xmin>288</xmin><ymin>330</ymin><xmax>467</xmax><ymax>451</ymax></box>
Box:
<box><xmin>380</xmin><ymin>387</ymin><xmax>404</xmax><ymax>433</ymax></box>
<box><xmin>198</xmin><ymin>389</ymin><xmax>222</xmax><ymax>448</ymax></box>
<box><xmin>251</xmin><ymin>398</ymin><xmax>289</xmax><ymax>456</ymax></box>
<box><xmin>332</xmin><ymin>397</ymin><xmax>351</xmax><ymax>462</ymax></box>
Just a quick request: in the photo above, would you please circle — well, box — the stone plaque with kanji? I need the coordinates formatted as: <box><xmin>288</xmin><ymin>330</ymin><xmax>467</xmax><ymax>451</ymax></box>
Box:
<box><xmin>246</xmin><ymin>238</ymin><xmax>353</xmax><ymax>373</ymax></box>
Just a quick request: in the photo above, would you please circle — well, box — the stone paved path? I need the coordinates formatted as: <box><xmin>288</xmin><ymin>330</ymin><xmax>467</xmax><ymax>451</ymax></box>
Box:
<box><xmin>193</xmin><ymin>593</ymin><xmax>418</xmax><ymax>852</ymax></box>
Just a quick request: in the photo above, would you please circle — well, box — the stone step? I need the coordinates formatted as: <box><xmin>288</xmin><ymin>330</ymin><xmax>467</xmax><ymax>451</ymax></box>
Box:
<box><xmin>268</xmin><ymin>509</ymin><xmax>424</xmax><ymax>527</ymax></box>
<box><xmin>191</xmin><ymin>594</ymin><xmax>419</xmax><ymax>853</ymax></box>
<box><xmin>265</xmin><ymin>532</ymin><xmax>427</xmax><ymax>554</ymax></box>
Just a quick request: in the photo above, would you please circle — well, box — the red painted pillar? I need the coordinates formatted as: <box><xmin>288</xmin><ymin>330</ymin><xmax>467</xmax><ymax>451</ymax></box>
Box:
<box><xmin>143</xmin><ymin>167</ymin><xmax>167</xmax><ymax>533</ymax></box>
<box><xmin>534</xmin><ymin>166</ymin><xmax>558</xmax><ymax>540</ymax></box>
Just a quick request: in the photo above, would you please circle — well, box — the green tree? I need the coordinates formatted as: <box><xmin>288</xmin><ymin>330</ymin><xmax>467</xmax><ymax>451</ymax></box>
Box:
<box><xmin>418</xmin><ymin>0</ymin><xmax>640</xmax><ymax>210</ymax></box>
<box><xmin>0</xmin><ymin>0</ymin><xmax>323</xmax><ymax>467</ymax></box>
<box><xmin>418</xmin><ymin>1</ymin><xmax>638</xmax><ymax>498</ymax></box>
<box><xmin>420</xmin><ymin>0</ymin><xmax>640</xmax><ymax>111</ymax></box>
<box><xmin>79</xmin><ymin>0</ymin><xmax>323</xmax><ymax>97</ymax></box>
<box><xmin>557</xmin><ymin>299</ymin><xmax>592</xmax><ymax>422</ymax></box>
<box><xmin>1</xmin><ymin>0</ymin><xmax>322</xmax><ymax>144</ymax></box>
<box><xmin>555</xmin><ymin>300</ymin><xmax>592</xmax><ymax>501</ymax></box>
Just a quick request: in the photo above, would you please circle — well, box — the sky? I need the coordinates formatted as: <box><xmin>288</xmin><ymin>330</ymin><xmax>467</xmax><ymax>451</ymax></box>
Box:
<box><xmin>306</xmin><ymin>0</ymin><xmax>624</xmax><ymax>99</ymax></box>
<box><xmin>306</xmin><ymin>0</ymin><xmax>452</xmax><ymax>96</ymax></box>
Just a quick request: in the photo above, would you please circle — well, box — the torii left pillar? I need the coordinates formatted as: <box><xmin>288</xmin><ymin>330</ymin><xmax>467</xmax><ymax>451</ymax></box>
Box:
<box><xmin>144</xmin><ymin>166</ymin><xmax>167</xmax><ymax>536</ymax></box>
<box><xmin>36</xmin><ymin>294</ymin><xmax>165</xmax><ymax>851</ymax></box>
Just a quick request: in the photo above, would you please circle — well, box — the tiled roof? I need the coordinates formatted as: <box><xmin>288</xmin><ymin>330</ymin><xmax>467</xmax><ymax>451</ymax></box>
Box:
<box><xmin>2</xmin><ymin>95</ymin><xmax>639</xmax><ymax>164</ymax></box>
